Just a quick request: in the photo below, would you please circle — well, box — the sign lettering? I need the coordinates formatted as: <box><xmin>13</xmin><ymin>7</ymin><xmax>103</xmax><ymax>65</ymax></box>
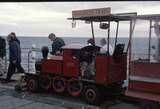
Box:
<box><xmin>72</xmin><ymin>8</ymin><xmax>111</xmax><ymax>18</ymax></box>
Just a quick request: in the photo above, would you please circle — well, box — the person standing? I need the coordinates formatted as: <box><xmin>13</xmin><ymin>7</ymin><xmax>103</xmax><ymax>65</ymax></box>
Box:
<box><xmin>29</xmin><ymin>44</ymin><xmax>36</xmax><ymax>73</ymax></box>
<box><xmin>48</xmin><ymin>33</ymin><xmax>65</xmax><ymax>55</ymax></box>
<box><xmin>2</xmin><ymin>32</ymin><xmax>25</xmax><ymax>83</ymax></box>
<box><xmin>9</xmin><ymin>32</ymin><xmax>22</xmax><ymax>74</ymax></box>
<box><xmin>0</xmin><ymin>36</ymin><xmax>6</xmax><ymax>76</ymax></box>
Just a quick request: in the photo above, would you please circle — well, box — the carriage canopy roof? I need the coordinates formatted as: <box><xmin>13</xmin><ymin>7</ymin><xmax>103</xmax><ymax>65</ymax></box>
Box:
<box><xmin>68</xmin><ymin>7</ymin><xmax>160</xmax><ymax>22</ymax></box>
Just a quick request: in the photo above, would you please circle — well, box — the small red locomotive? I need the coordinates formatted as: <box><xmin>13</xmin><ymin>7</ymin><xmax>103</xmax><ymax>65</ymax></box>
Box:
<box><xmin>26</xmin><ymin>43</ymin><xmax>126</xmax><ymax>104</ymax></box>
<box><xmin>22</xmin><ymin>8</ymin><xmax>128</xmax><ymax>105</ymax></box>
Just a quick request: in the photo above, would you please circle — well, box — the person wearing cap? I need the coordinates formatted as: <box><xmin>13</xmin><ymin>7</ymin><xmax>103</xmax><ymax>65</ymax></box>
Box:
<box><xmin>48</xmin><ymin>33</ymin><xmax>65</xmax><ymax>55</ymax></box>
<box><xmin>2</xmin><ymin>32</ymin><xmax>25</xmax><ymax>83</ymax></box>
<box><xmin>100</xmin><ymin>38</ymin><xmax>113</xmax><ymax>55</ymax></box>
<box><xmin>87</xmin><ymin>38</ymin><xmax>94</xmax><ymax>46</ymax></box>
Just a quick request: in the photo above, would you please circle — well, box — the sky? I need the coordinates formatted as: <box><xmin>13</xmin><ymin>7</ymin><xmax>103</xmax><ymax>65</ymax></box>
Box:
<box><xmin>0</xmin><ymin>1</ymin><xmax>160</xmax><ymax>37</ymax></box>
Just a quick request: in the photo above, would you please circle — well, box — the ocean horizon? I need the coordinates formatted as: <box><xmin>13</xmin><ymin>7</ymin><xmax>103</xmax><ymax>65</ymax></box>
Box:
<box><xmin>4</xmin><ymin>36</ymin><xmax>157</xmax><ymax>71</ymax></box>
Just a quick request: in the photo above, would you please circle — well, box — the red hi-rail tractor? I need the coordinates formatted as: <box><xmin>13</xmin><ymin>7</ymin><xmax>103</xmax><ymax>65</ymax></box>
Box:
<box><xmin>22</xmin><ymin>7</ymin><xmax>129</xmax><ymax>104</ymax></box>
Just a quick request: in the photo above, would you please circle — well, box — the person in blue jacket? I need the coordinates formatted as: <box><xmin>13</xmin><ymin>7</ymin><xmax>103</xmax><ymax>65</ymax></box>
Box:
<box><xmin>2</xmin><ymin>32</ymin><xmax>25</xmax><ymax>83</ymax></box>
<box><xmin>48</xmin><ymin>33</ymin><xmax>65</xmax><ymax>55</ymax></box>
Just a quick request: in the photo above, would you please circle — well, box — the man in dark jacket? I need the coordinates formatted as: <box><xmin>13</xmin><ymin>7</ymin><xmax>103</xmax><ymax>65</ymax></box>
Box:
<box><xmin>2</xmin><ymin>33</ymin><xmax>25</xmax><ymax>83</ymax></box>
<box><xmin>48</xmin><ymin>33</ymin><xmax>65</xmax><ymax>55</ymax></box>
<box><xmin>9</xmin><ymin>32</ymin><xmax>20</xmax><ymax>45</ymax></box>
<box><xmin>0</xmin><ymin>36</ymin><xmax>6</xmax><ymax>76</ymax></box>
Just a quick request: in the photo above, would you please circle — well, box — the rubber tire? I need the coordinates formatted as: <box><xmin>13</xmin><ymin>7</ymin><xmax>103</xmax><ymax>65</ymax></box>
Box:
<box><xmin>15</xmin><ymin>76</ymin><xmax>27</xmax><ymax>92</ymax></box>
<box><xmin>83</xmin><ymin>85</ymin><xmax>101</xmax><ymax>105</ymax></box>
<box><xmin>39</xmin><ymin>75</ymin><xmax>51</xmax><ymax>91</ymax></box>
<box><xmin>52</xmin><ymin>76</ymin><xmax>66</xmax><ymax>93</ymax></box>
<box><xmin>140</xmin><ymin>100</ymin><xmax>159</xmax><ymax>109</ymax></box>
<box><xmin>67</xmin><ymin>79</ymin><xmax>83</xmax><ymax>97</ymax></box>
<box><xmin>27</xmin><ymin>77</ymin><xmax>38</xmax><ymax>93</ymax></box>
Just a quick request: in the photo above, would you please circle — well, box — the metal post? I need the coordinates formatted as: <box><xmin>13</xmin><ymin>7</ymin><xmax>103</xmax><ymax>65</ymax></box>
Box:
<box><xmin>28</xmin><ymin>50</ymin><xmax>31</xmax><ymax>73</ymax></box>
<box><xmin>127</xmin><ymin>20</ymin><xmax>136</xmax><ymax>53</ymax></box>
<box><xmin>148</xmin><ymin>20</ymin><xmax>152</xmax><ymax>62</ymax></box>
<box><xmin>107</xmin><ymin>21</ymin><xmax>110</xmax><ymax>54</ymax></box>
<box><xmin>115</xmin><ymin>21</ymin><xmax>119</xmax><ymax>47</ymax></box>
<box><xmin>91</xmin><ymin>21</ymin><xmax>95</xmax><ymax>45</ymax></box>
<box><xmin>128</xmin><ymin>20</ymin><xmax>134</xmax><ymax>76</ymax></box>
<box><xmin>107</xmin><ymin>18</ymin><xmax>111</xmax><ymax>82</ymax></box>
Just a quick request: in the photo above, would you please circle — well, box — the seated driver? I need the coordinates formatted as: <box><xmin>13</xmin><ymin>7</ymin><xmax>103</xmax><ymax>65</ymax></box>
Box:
<box><xmin>80</xmin><ymin>49</ymin><xmax>95</xmax><ymax>79</ymax></box>
<box><xmin>48</xmin><ymin>33</ymin><xmax>65</xmax><ymax>55</ymax></box>
<box><xmin>100</xmin><ymin>38</ymin><xmax>113</xmax><ymax>55</ymax></box>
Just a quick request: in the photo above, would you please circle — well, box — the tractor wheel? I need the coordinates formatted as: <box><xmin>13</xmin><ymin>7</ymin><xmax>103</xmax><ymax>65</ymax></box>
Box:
<box><xmin>140</xmin><ymin>100</ymin><xmax>159</xmax><ymax>109</ymax></box>
<box><xmin>27</xmin><ymin>77</ymin><xmax>38</xmax><ymax>93</ymax></box>
<box><xmin>39</xmin><ymin>74</ymin><xmax>51</xmax><ymax>91</ymax></box>
<box><xmin>83</xmin><ymin>85</ymin><xmax>101</xmax><ymax>105</ymax></box>
<box><xmin>67</xmin><ymin>79</ymin><xmax>83</xmax><ymax>97</ymax></box>
<box><xmin>52</xmin><ymin>76</ymin><xmax>66</xmax><ymax>93</ymax></box>
<box><xmin>15</xmin><ymin>75</ymin><xmax>27</xmax><ymax>92</ymax></box>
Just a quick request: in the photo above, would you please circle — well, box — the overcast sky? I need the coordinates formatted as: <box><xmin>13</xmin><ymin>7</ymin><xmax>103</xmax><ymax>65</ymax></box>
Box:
<box><xmin>0</xmin><ymin>1</ymin><xmax>160</xmax><ymax>37</ymax></box>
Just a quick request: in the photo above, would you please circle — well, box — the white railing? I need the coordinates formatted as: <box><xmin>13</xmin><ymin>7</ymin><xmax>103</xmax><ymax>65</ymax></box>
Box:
<box><xmin>2</xmin><ymin>48</ymin><xmax>43</xmax><ymax>73</ymax></box>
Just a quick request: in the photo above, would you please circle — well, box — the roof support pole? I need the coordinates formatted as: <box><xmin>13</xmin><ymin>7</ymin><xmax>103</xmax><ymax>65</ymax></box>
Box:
<box><xmin>128</xmin><ymin>20</ymin><xmax>133</xmax><ymax>76</ymax></box>
<box><xmin>148</xmin><ymin>20</ymin><xmax>152</xmax><ymax>61</ymax></box>
<box><xmin>91</xmin><ymin>21</ymin><xmax>95</xmax><ymax>45</ymax></box>
<box><xmin>107</xmin><ymin>20</ymin><xmax>111</xmax><ymax>54</ymax></box>
<box><xmin>115</xmin><ymin>21</ymin><xmax>119</xmax><ymax>47</ymax></box>
<box><xmin>107</xmin><ymin>18</ymin><xmax>111</xmax><ymax>82</ymax></box>
<box><xmin>127</xmin><ymin>20</ymin><xmax>136</xmax><ymax>53</ymax></box>
<box><xmin>128</xmin><ymin>19</ymin><xmax>136</xmax><ymax>76</ymax></box>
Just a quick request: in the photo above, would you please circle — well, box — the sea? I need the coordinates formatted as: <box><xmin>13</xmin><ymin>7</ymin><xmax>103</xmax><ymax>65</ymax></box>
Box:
<box><xmin>4</xmin><ymin>37</ymin><xmax>158</xmax><ymax>71</ymax></box>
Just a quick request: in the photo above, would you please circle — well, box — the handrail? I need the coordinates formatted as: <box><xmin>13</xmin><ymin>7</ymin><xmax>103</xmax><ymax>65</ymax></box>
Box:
<box><xmin>0</xmin><ymin>47</ymin><xmax>42</xmax><ymax>74</ymax></box>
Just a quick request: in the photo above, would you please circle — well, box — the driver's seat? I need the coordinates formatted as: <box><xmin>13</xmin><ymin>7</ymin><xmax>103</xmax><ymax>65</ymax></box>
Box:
<box><xmin>112</xmin><ymin>44</ymin><xmax>125</xmax><ymax>62</ymax></box>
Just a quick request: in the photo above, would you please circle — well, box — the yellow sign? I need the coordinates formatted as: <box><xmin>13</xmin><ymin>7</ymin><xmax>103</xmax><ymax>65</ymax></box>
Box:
<box><xmin>72</xmin><ymin>7</ymin><xmax>111</xmax><ymax>18</ymax></box>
